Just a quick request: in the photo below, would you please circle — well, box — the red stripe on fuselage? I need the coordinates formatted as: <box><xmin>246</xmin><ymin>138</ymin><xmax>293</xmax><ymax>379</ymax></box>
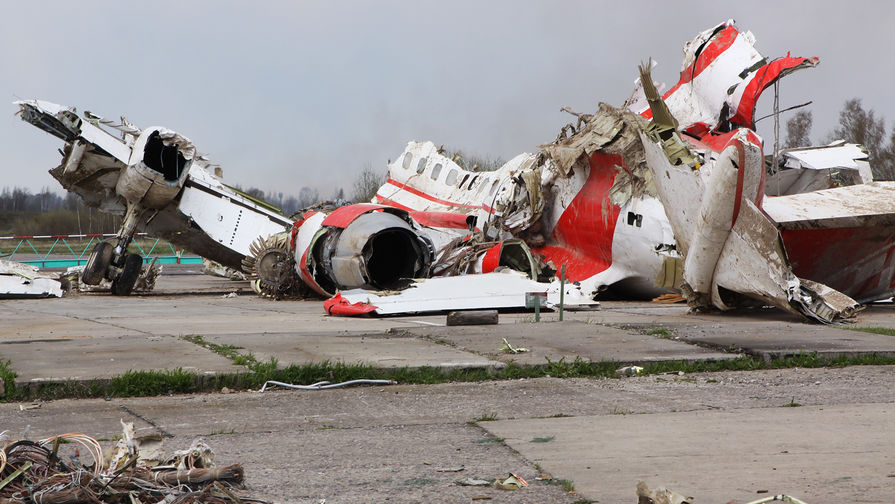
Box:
<box><xmin>380</xmin><ymin>179</ymin><xmax>495</xmax><ymax>213</ymax></box>
<box><xmin>533</xmin><ymin>152</ymin><xmax>622</xmax><ymax>281</ymax></box>
<box><xmin>642</xmin><ymin>25</ymin><xmax>740</xmax><ymax>119</ymax></box>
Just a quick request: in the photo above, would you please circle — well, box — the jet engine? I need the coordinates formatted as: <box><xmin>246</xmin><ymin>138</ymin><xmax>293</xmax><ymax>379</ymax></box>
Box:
<box><xmin>243</xmin><ymin>204</ymin><xmax>435</xmax><ymax>298</ymax></box>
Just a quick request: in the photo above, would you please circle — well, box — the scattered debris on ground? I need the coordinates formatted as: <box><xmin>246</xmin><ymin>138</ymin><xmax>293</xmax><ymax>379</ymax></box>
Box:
<box><xmin>500</xmin><ymin>338</ymin><xmax>530</xmax><ymax>354</ymax></box>
<box><xmin>259</xmin><ymin>379</ymin><xmax>397</xmax><ymax>392</ymax></box>
<box><xmin>0</xmin><ymin>424</ymin><xmax>269</xmax><ymax>503</ymax></box>
<box><xmin>0</xmin><ymin>259</ymin><xmax>63</xmax><ymax>298</ymax></box>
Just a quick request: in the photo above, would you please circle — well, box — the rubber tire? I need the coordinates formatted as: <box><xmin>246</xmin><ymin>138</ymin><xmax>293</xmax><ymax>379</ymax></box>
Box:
<box><xmin>82</xmin><ymin>242</ymin><xmax>113</xmax><ymax>285</ymax></box>
<box><xmin>111</xmin><ymin>253</ymin><xmax>143</xmax><ymax>296</ymax></box>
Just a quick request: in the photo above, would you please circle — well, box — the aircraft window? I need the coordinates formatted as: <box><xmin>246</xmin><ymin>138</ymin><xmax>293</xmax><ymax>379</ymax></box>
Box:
<box><xmin>431</xmin><ymin>163</ymin><xmax>443</xmax><ymax>180</ymax></box>
<box><xmin>416</xmin><ymin>157</ymin><xmax>427</xmax><ymax>174</ymax></box>
<box><xmin>402</xmin><ymin>153</ymin><xmax>413</xmax><ymax>170</ymax></box>
<box><xmin>458</xmin><ymin>174</ymin><xmax>470</xmax><ymax>189</ymax></box>
<box><xmin>468</xmin><ymin>176</ymin><xmax>479</xmax><ymax>191</ymax></box>
<box><xmin>445</xmin><ymin>169</ymin><xmax>458</xmax><ymax>186</ymax></box>
<box><xmin>477</xmin><ymin>178</ymin><xmax>489</xmax><ymax>194</ymax></box>
<box><xmin>489</xmin><ymin>180</ymin><xmax>500</xmax><ymax>196</ymax></box>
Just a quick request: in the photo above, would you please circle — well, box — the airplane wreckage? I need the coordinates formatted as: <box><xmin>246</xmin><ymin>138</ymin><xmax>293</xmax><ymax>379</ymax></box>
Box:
<box><xmin>14</xmin><ymin>20</ymin><xmax>895</xmax><ymax>323</ymax></box>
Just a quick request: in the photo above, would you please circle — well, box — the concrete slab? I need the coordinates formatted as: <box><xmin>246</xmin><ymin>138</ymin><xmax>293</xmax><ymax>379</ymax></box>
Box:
<box><xmin>483</xmin><ymin>403</ymin><xmax>895</xmax><ymax>504</ymax></box>
<box><xmin>205</xmin><ymin>332</ymin><xmax>502</xmax><ymax>369</ymax></box>
<box><xmin>5</xmin><ymin>271</ymin><xmax>895</xmax><ymax>386</ymax></box>
<box><xmin>674</xmin><ymin>321</ymin><xmax>895</xmax><ymax>359</ymax></box>
<box><xmin>2</xmin><ymin>333</ymin><xmax>242</xmax><ymax>384</ymax></box>
<box><xmin>395</xmin><ymin>320</ymin><xmax>735</xmax><ymax>364</ymax></box>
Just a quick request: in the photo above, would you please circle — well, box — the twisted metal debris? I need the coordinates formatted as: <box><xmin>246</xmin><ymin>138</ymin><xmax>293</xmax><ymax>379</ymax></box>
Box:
<box><xmin>0</xmin><ymin>432</ymin><xmax>268</xmax><ymax>504</ymax></box>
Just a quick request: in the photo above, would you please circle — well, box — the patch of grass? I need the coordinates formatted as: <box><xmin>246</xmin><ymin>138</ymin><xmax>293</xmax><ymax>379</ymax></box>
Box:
<box><xmin>474</xmin><ymin>437</ymin><xmax>505</xmax><ymax>444</ymax></box>
<box><xmin>208</xmin><ymin>428</ymin><xmax>236</xmax><ymax>435</ymax></box>
<box><xmin>0</xmin><ymin>359</ymin><xmax>16</xmax><ymax>397</ymax></box>
<box><xmin>781</xmin><ymin>397</ymin><xmax>802</xmax><ymax>407</ymax></box>
<box><xmin>471</xmin><ymin>412</ymin><xmax>498</xmax><ymax>423</ymax></box>
<box><xmin>541</xmin><ymin>478</ymin><xmax>576</xmax><ymax>492</ymax></box>
<box><xmin>705</xmin><ymin>378</ymin><xmax>719</xmax><ymax>383</ymax></box>
<box><xmin>559</xmin><ymin>479</ymin><xmax>576</xmax><ymax>493</ymax></box>
<box><xmin>402</xmin><ymin>477</ymin><xmax>436</xmax><ymax>488</ymax></box>
<box><xmin>550</xmin><ymin>413</ymin><xmax>573</xmax><ymax>418</ymax></box>
<box><xmin>181</xmin><ymin>335</ymin><xmax>251</xmax><ymax>364</ymax></box>
<box><xmin>572</xmin><ymin>499</ymin><xmax>597</xmax><ymax>504</ymax></box>
<box><xmin>317</xmin><ymin>424</ymin><xmax>338</xmax><ymax>430</ymax></box>
<box><xmin>530</xmin><ymin>435</ymin><xmax>555</xmax><ymax>443</ymax></box>
<box><xmin>433</xmin><ymin>339</ymin><xmax>452</xmax><ymax>346</ymax></box>
<box><xmin>611</xmin><ymin>406</ymin><xmax>631</xmax><ymax>415</ymax></box>
<box><xmin>646</xmin><ymin>327</ymin><xmax>672</xmax><ymax>337</ymax></box>
<box><xmin>842</xmin><ymin>326</ymin><xmax>895</xmax><ymax>337</ymax></box>
<box><xmin>4</xmin><ymin>352</ymin><xmax>895</xmax><ymax>402</ymax></box>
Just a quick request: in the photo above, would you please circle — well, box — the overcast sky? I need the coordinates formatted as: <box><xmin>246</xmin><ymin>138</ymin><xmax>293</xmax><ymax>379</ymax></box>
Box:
<box><xmin>2</xmin><ymin>1</ymin><xmax>893</xmax><ymax>198</ymax></box>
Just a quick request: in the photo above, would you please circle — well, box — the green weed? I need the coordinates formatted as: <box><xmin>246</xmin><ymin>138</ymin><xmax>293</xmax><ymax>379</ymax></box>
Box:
<box><xmin>471</xmin><ymin>413</ymin><xmax>498</xmax><ymax>423</ymax></box>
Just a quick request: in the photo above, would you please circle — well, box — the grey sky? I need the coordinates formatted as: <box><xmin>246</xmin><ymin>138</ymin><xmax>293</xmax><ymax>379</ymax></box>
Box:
<box><xmin>2</xmin><ymin>1</ymin><xmax>893</xmax><ymax>197</ymax></box>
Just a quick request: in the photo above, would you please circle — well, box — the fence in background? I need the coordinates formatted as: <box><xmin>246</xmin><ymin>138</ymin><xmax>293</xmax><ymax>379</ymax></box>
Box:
<box><xmin>0</xmin><ymin>233</ymin><xmax>203</xmax><ymax>268</ymax></box>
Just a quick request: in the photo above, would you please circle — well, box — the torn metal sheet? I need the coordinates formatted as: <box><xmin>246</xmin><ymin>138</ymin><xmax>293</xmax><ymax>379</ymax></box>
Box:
<box><xmin>324</xmin><ymin>270</ymin><xmax>598</xmax><ymax>315</ymax></box>
<box><xmin>344</xmin><ymin>19</ymin><xmax>894</xmax><ymax>322</ymax></box>
<box><xmin>626</xmin><ymin>20</ymin><xmax>818</xmax><ymax>131</ymax></box>
<box><xmin>766</xmin><ymin>142</ymin><xmax>872</xmax><ymax>196</ymax></box>
<box><xmin>0</xmin><ymin>259</ymin><xmax>63</xmax><ymax>298</ymax></box>
<box><xmin>636</xmin><ymin>58</ymin><xmax>862</xmax><ymax>322</ymax></box>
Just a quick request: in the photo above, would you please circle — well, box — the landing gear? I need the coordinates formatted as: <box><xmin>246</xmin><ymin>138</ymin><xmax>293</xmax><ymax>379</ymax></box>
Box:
<box><xmin>82</xmin><ymin>241</ymin><xmax>113</xmax><ymax>285</ymax></box>
<box><xmin>111</xmin><ymin>253</ymin><xmax>143</xmax><ymax>296</ymax></box>
<box><xmin>81</xmin><ymin>202</ymin><xmax>147</xmax><ymax>295</ymax></box>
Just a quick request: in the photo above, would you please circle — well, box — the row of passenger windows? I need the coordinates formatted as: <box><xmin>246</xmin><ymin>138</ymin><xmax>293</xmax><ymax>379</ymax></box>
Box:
<box><xmin>401</xmin><ymin>152</ymin><xmax>501</xmax><ymax>197</ymax></box>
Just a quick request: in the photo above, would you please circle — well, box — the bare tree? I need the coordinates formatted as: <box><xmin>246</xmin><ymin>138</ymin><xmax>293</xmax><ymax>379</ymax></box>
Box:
<box><xmin>784</xmin><ymin>110</ymin><xmax>813</xmax><ymax>148</ymax></box>
<box><xmin>830</xmin><ymin>98</ymin><xmax>893</xmax><ymax>179</ymax></box>
<box><xmin>445</xmin><ymin>149</ymin><xmax>504</xmax><ymax>172</ymax></box>
<box><xmin>297</xmin><ymin>186</ymin><xmax>320</xmax><ymax>208</ymax></box>
<box><xmin>351</xmin><ymin>162</ymin><xmax>386</xmax><ymax>203</ymax></box>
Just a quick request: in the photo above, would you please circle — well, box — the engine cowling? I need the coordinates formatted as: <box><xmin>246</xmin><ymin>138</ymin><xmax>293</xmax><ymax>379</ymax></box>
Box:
<box><xmin>115</xmin><ymin>127</ymin><xmax>194</xmax><ymax>209</ymax></box>
<box><xmin>295</xmin><ymin>204</ymin><xmax>435</xmax><ymax>296</ymax></box>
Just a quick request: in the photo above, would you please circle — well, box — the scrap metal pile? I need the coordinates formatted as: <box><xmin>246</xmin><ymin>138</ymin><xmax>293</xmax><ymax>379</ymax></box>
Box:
<box><xmin>14</xmin><ymin>19</ymin><xmax>895</xmax><ymax>323</ymax></box>
<box><xmin>0</xmin><ymin>428</ymin><xmax>267</xmax><ymax>504</ymax></box>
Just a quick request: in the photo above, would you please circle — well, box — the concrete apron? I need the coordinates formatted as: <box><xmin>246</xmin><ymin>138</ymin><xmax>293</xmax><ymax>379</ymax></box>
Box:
<box><xmin>483</xmin><ymin>402</ymin><xmax>895</xmax><ymax>504</ymax></box>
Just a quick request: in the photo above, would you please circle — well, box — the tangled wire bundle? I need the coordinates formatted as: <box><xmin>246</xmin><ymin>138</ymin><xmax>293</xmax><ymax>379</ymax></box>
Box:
<box><xmin>0</xmin><ymin>433</ymin><xmax>267</xmax><ymax>504</ymax></box>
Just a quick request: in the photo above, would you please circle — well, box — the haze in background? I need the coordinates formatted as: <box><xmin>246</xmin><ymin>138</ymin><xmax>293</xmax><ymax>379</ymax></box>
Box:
<box><xmin>2</xmin><ymin>1</ymin><xmax>892</xmax><ymax>197</ymax></box>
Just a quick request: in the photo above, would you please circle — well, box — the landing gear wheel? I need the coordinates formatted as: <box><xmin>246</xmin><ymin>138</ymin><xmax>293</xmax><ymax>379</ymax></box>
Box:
<box><xmin>111</xmin><ymin>253</ymin><xmax>143</xmax><ymax>296</ymax></box>
<box><xmin>82</xmin><ymin>242</ymin><xmax>113</xmax><ymax>285</ymax></box>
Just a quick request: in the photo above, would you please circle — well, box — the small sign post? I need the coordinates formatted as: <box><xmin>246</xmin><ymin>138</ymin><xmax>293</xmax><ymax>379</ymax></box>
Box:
<box><xmin>525</xmin><ymin>291</ymin><xmax>548</xmax><ymax>322</ymax></box>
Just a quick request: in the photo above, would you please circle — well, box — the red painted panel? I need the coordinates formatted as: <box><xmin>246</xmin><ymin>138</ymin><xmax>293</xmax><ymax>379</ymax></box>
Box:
<box><xmin>728</xmin><ymin>56</ymin><xmax>819</xmax><ymax>127</ymax></box>
<box><xmin>643</xmin><ymin>24</ymin><xmax>740</xmax><ymax>119</ymax></box>
<box><xmin>481</xmin><ymin>243</ymin><xmax>503</xmax><ymax>273</ymax></box>
<box><xmin>781</xmin><ymin>226</ymin><xmax>895</xmax><ymax>301</ymax></box>
<box><xmin>324</xmin><ymin>292</ymin><xmax>377</xmax><ymax>316</ymax></box>
<box><xmin>409</xmin><ymin>211</ymin><xmax>473</xmax><ymax>230</ymax></box>
<box><xmin>321</xmin><ymin>204</ymin><xmax>388</xmax><ymax>228</ymax></box>
<box><xmin>533</xmin><ymin>152</ymin><xmax>622</xmax><ymax>281</ymax></box>
<box><xmin>382</xmin><ymin>178</ymin><xmax>494</xmax><ymax>213</ymax></box>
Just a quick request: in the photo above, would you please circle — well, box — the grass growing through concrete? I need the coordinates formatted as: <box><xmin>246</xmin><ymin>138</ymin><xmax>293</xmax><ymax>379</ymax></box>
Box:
<box><xmin>3</xmin><ymin>348</ymin><xmax>895</xmax><ymax>402</ymax></box>
<box><xmin>841</xmin><ymin>326</ymin><xmax>895</xmax><ymax>337</ymax></box>
<box><xmin>471</xmin><ymin>413</ymin><xmax>498</xmax><ymax>423</ymax></box>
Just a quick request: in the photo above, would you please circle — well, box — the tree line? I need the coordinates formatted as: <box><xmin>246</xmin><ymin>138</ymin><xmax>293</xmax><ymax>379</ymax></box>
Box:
<box><xmin>785</xmin><ymin>98</ymin><xmax>895</xmax><ymax>180</ymax></box>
